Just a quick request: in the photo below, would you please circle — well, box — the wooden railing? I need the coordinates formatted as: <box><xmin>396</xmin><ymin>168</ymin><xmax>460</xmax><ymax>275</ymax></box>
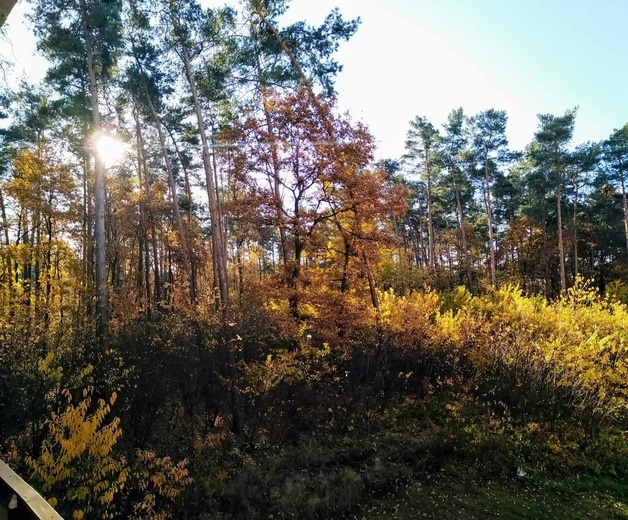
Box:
<box><xmin>0</xmin><ymin>460</ymin><xmax>63</xmax><ymax>519</ymax></box>
<box><xmin>0</xmin><ymin>0</ymin><xmax>18</xmax><ymax>29</ymax></box>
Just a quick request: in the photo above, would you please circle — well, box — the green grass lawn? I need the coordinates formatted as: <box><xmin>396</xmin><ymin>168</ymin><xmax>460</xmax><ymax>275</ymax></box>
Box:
<box><xmin>361</xmin><ymin>473</ymin><xmax>628</xmax><ymax>519</ymax></box>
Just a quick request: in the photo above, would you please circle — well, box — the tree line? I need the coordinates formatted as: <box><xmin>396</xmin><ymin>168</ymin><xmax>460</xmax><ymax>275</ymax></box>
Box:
<box><xmin>397</xmin><ymin>108</ymin><xmax>628</xmax><ymax>298</ymax></box>
<box><xmin>1</xmin><ymin>0</ymin><xmax>627</xmax><ymax>340</ymax></box>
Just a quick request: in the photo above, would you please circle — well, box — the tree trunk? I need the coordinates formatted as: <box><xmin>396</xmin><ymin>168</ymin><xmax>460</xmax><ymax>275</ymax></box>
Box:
<box><xmin>288</xmin><ymin>233</ymin><xmax>303</xmax><ymax>319</ymax></box>
<box><xmin>573</xmin><ymin>179</ymin><xmax>579</xmax><ymax>279</ymax></box>
<box><xmin>426</xmin><ymin>170</ymin><xmax>435</xmax><ymax>271</ymax></box>
<box><xmin>79</xmin><ymin>0</ymin><xmax>108</xmax><ymax>340</ymax></box>
<box><xmin>171</xmin><ymin>10</ymin><xmax>229</xmax><ymax>310</ymax></box>
<box><xmin>453</xmin><ymin>176</ymin><xmax>473</xmax><ymax>291</ymax></box>
<box><xmin>79</xmin><ymin>89</ymin><xmax>94</xmax><ymax>298</ymax></box>
<box><xmin>362</xmin><ymin>250</ymin><xmax>379</xmax><ymax>311</ymax></box>
<box><xmin>165</xmin><ymin>125</ymin><xmax>194</xmax><ymax>221</ymax></box>
<box><xmin>557</xmin><ymin>184</ymin><xmax>567</xmax><ymax>296</ymax></box>
<box><xmin>416</xmin><ymin>192</ymin><xmax>425</xmax><ymax>267</ymax></box>
<box><xmin>144</xmin><ymin>93</ymin><xmax>195</xmax><ymax>301</ymax></box>
<box><xmin>136</xmin><ymin>115</ymin><xmax>162</xmax><ymax>305</ymax></box>
<box><xmin>619</xmin><ymin>161</ymin><xmax>628</xmax><ymax>257</ymax></box>
<box><xmin>484</xmin><ymin>160</ymin><xmax>497</xmax><ymax>289</ymax></box>
<box><xmin>0</xmin><ymin>187</ymin><xmax>9</xmax><ymax>246</ymax></box>
<box><xmin>133</xmin><ymin>107</ymin><xmax>153</xmax><ymax>312</ymax></box>
<box><xmin>340</xmin><ymin>236</ymin><xmax>351</xmax><ymax>293</ymax></box>
<box><xmin>258</xmin><ymin>63</ymin><xmax>290</xmax><ymax>267</ymax></box>
<box><xmin>170</xmin><ymin>6</ymin><xmax>240</xmax><ymax>432</ymax></box>
<box><xmin>211</xmin><ymin>134</ymin><xmax>229</xmax><ymax>280</ymax></box>
<box><xmin>236</xmin><ymin>241</ymin><xmax>244</xmax><ymax>304</ymax></box>
<box><xmin>541</xmin><ymin>218</ymin><xmax>550</xmax><ymax>299</ymax></box>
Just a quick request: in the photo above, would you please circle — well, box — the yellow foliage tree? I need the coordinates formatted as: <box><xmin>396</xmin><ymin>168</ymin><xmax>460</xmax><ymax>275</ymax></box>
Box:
<box><xmin>130</xmin><ymin>450</ymin><xmax>192</xmax><ymax>520</ymax></box>
<box><xmin>26</xmin><ymin>387</ymin><xmax>128</xmax><ymax>519</ymax></box>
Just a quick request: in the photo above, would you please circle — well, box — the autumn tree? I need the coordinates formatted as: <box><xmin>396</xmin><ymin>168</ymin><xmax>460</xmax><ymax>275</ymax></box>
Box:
<box><xmin>226</xmin><ymin>91</ymin><xmax>337</xmax><ymax>312</ymax></box>
<box><xmin>231</xmin><ymin>0</ymin><xmax>358</xmax><ymax>268</ymax></box>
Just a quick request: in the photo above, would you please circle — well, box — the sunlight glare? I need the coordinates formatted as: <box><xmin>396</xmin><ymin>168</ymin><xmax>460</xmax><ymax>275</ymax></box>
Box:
<box><xmin>92</xmin><ymin>131</ymin><xmax>127</xmax><ymax>167</ymax></box>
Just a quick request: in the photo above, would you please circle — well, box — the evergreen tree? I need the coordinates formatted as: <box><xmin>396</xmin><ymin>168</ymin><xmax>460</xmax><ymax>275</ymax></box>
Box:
<box><xmin>468</xmin><ymin>109</ymin><xmax>509</xmax><ymax>289</ymax></box>
<box><xmin>403</xmin><ymin>116</ymin><xmax>440</xmax><ymax>272</ymax></box>
<box><xmin>531</xmin><ymin>109</ymin><xmax>576</xmax><ymax>296</ymax></box>
<box><xmin>603</xmin><ymin>124</ymin><xmax>628</xmax><ymax>256</ymax></box>
<box><xmin>32</xmin><ymin>0</ymin><xmax>123</xmax><ymax>339</ymax></box>
<box><xmin>440</xmin><ymin>108</ymin><xmax>474</xmax><ymax>290</ymax></box>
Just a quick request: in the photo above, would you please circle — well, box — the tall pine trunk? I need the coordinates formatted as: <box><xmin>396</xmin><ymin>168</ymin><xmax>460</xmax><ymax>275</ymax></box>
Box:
<box><xmin>133</xmin><ymin>107</ymin><xmax>154</xmax><ymax>312</ymax></box>
<box><xmin>171</xmin><ymin>10</ymin><xmax>228</xmax><ymax>309</ymax></box>
<box><xmin>145</xmin><ymin>93</ymin><xmax>195</xmax><ymax>301</ymax></box>
<box><xmin>620</xmin><ymin>161</ymin><xmax>628</xmax><ymax>257</ymax></box>
<box><xmin>484</xmin><ymin>160</ymin><xmax>497</xmax><ymax>289</ymax></box>
<box><xmin>557</xmin><ymin>183</ymin><xmax>567</xmax><ymax>296</ymax></box>
<box><xmin>258</xmin><ymin>62</ymin><xmax>290</xmax><ymax>267</ymax></box>
<box><xmin>0</xmin><ymin>187</ymin><xmax>9</xmax><ymax>246</ymax></box>
<box><xmin>426</xmin><ymin>170</ymin><xmax>435</xmax><ymax>271</ymax></box>
<box><xmin>79</xmin><ymin>0</ymin><xmax>108</xmax><ymax>339</ymax></box>
<box><xmin>453</xmin><ymin>176</ymin><xmax>472</xmax><ymax>291</ymax></box>
<box><xmin>136</xmin><ymin>114</ymin><xmax>162</xmax><ymax>305</ymax></box>
<box><xmin>573</xmin><ymin>179</ymin><xmax>579</xmax><ymax>279</ymax></box>
<box><xmin>170</xmin><ymin>6</ymin><xmax>239</xmax><ymax>432</ymax></box>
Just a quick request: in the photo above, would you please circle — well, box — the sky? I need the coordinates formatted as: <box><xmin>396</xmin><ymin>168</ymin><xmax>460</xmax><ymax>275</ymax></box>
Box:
<box><xmin>1</xmin><ymin>0</ymin><xmax>627</xmax><ymax>159</ymax></box>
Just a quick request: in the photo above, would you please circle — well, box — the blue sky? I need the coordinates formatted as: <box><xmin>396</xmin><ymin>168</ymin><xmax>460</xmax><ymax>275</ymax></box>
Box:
<box><xmin>2</xmin><ymin>0</ymin><xmax>627</xmax><ymax>158</ymax></box>
<box><xmin>281</xmin><ymin>0</ymin><xmax>628</xmax><ymax>158</ymax></box>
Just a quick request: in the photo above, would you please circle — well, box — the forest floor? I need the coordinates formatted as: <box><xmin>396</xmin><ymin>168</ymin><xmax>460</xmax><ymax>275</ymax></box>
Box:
<box><xmin>228</xmin><ymin>392</ymin><xmax>628</xmax><ymax>520</ymax></box>
<box><xmin>361</xmin><ymin>467</ymin><xmax>628</xmax><ymax>519</ymax></box>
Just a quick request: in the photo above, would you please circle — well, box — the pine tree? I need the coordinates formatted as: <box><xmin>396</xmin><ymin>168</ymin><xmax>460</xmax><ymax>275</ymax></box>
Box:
<box><xmin>33</xmin><ymin>0</ymin><xmax>123</xmax><ymax>339</ymax></box>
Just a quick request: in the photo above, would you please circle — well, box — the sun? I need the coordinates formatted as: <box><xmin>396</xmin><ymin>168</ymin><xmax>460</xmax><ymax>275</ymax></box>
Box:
<box><xmin>92</xmin><ymin>131</ymin><xmax>127</xmax><ymax>167</ymax></box>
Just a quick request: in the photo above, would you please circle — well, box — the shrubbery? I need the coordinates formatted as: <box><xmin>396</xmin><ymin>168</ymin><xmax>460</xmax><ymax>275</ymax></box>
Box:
<box><xmin>4</xmin><ymin>279</ymin><xmax>628</xmax><ymax>518</ymax></box>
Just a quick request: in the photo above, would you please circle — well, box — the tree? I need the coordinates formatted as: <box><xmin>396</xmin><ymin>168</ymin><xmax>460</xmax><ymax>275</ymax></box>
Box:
<box><xmin>569</xmin><ymin>142</ymin><xmax>600</xmax><ymax>277</ymax></box>
<box><xmin>227</xmin><ymin>89</ymin><xmax>376</xmax><ymax>315</ymax></box>
<box><xmin>26</xmin><ymin>388</ymin><xmax>127</xmax><ymax>520</ymax></box>
<box><xmin>603</xmin><ymin>124</ymin><xmax>628</xmax><ymax>257</ymax></box>
<box><xmin>531</xmin><ymin>109</ymin><xmax>576</xmax><ymax>296</ymax></box>
<box><xmin>585</xmin><ymin>169</ymin><xmax>626</xmax><ymax>288</ymax></box>
<box><xmin>403</xmin><ymin>116</ymin><xmax>440</xmax><ymax>272</ymax></box>
<box><xmin>166</xmin><ymin>0</ymin><xmax>229</xmax><ymax>310</ymax></box>
<box><xmin>125</xmin><ymin>7</ymin><xmax>196</xmax><ymax>302</ymax></box>
<box><xmin>244</xmin><ymin>0</ymin><xmax>360</xmax><ymax>96</ymax></box>
<box><xmin>33</xmin><ymin>0</ymin><xmax>123</xmax><ymax>339</ymax></box>
<box><xmin>468</xmin><ymin>109</ymin><xmax>509</xmax><ymax>289</ymax></box>
<box><xmin>440</xmin><ymin>108</ymin><xmax>474</xmax><ymax>290</ymax></box>
<box><xmin>238</xmin><ymin>0</ymin><xmax>358</xmax><ymax>267</ymax></box>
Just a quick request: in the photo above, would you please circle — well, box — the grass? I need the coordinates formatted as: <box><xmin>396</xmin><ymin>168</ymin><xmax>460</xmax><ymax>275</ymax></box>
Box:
<box><xmin>360</xmin><ymin>471</ymin><xmax>628</xmax><ymax>519</ymax></box>
<box><xmin>201</xmin><ymin>393</ymin><xmax>628</xmax><ymax>519</ymax></box>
